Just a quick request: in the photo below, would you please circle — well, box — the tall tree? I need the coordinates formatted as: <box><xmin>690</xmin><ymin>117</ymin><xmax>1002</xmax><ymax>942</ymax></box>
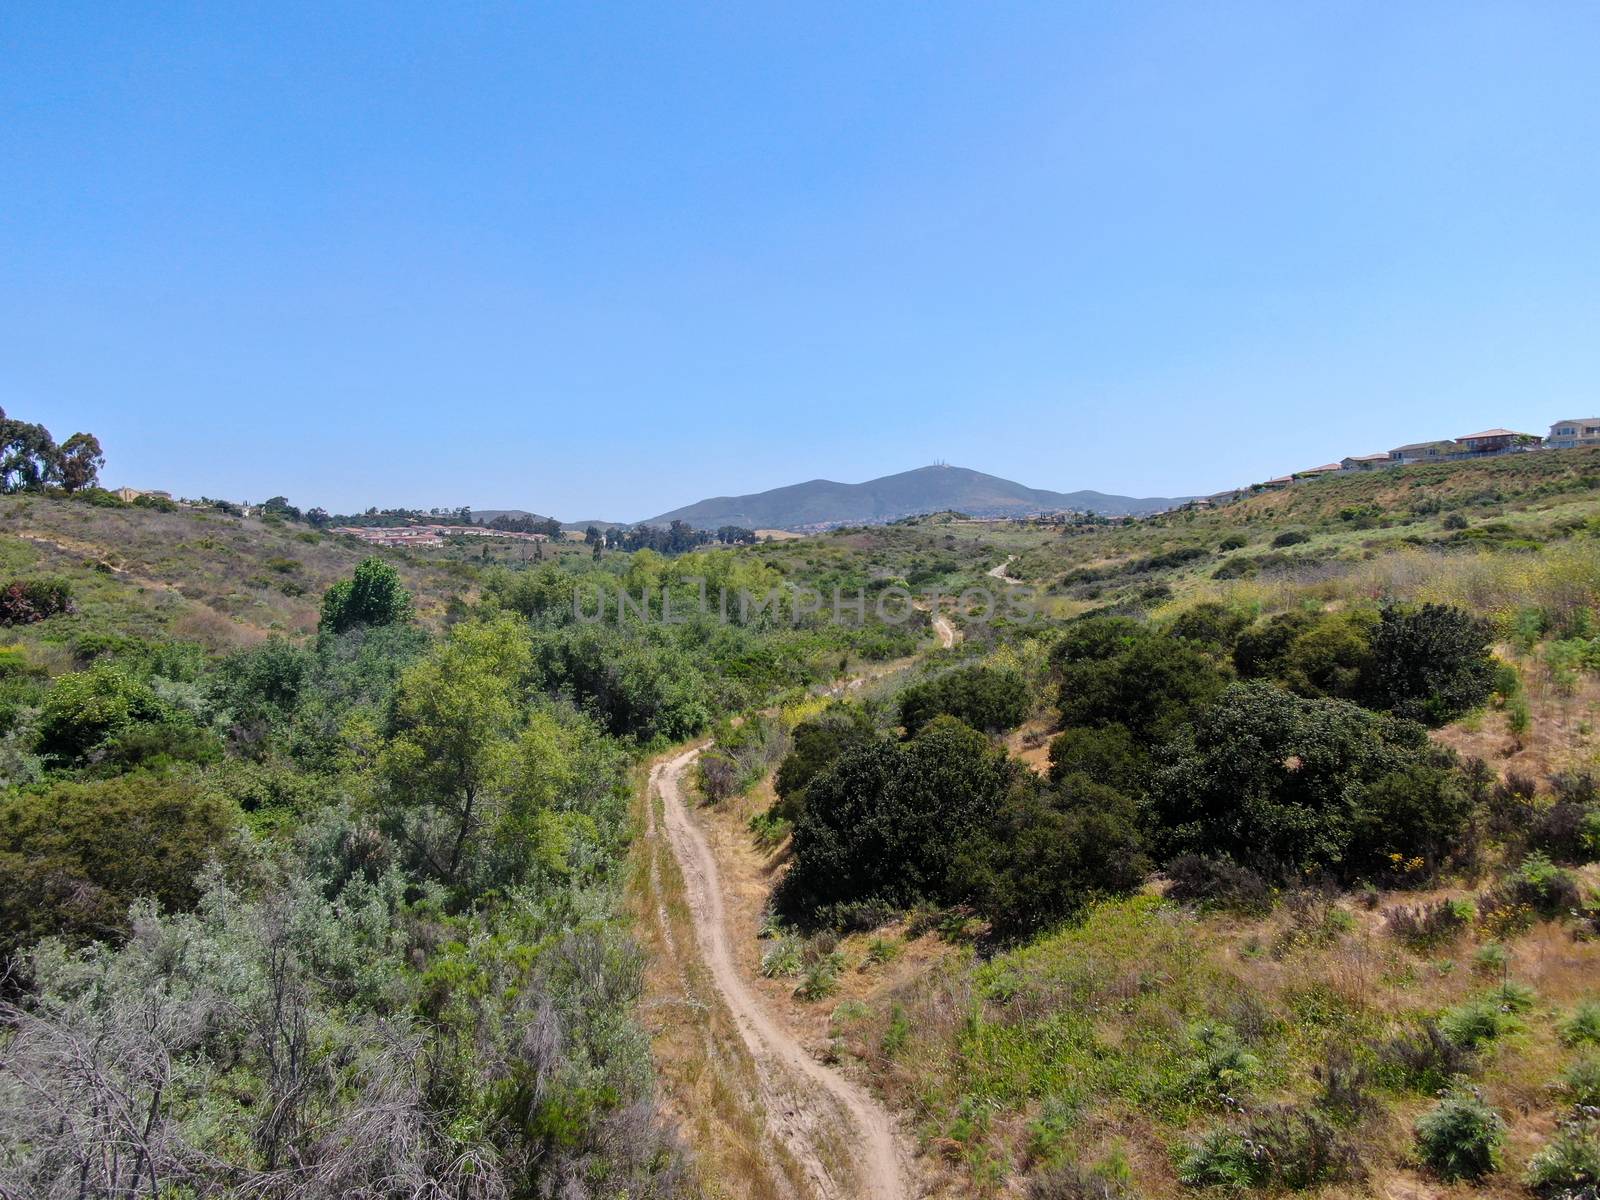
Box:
<box><xmin>56</xmin><ymin>432</ymin><xmax>104</xmax><ymax>493</ymax></box>
<box><xmin>0</xmin><ymin>407</ymin><xmax>61</xmax><ymax>494</ymax></box>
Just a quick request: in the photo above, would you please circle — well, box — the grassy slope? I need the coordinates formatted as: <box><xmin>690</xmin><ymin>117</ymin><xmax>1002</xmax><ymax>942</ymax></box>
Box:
<box><xmin>0</xmin><ymin>495</ymin><xmax>477</xmax><ymax>660</ymax></box>
<box><xmin>723</xmin><ymin>452</ymin><xmax>1600</xmax><ymax>1198</ymax></box>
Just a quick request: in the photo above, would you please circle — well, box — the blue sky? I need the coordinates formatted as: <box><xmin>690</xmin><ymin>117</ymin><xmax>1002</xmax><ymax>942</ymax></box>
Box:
<box><xmin>4</xmin><ymin>3</ymin><xmax>1598</xmax><ymax>519</ymax></box>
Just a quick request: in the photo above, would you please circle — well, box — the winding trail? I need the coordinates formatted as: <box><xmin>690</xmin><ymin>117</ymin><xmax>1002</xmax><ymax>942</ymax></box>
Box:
<box><xmin>985</xmin><ymin>555</ymin><xmax>1017</xmax><ymax>582</ymax></box>
<box><xmin>651</xmin><ymin>750</ymin><xmax>909</xmax><ymax>1199</ymax></box>
<box><xmin>642</xmin><ymin>618</ymin><xmax>958</xmax><ymax>1198</ymax></box>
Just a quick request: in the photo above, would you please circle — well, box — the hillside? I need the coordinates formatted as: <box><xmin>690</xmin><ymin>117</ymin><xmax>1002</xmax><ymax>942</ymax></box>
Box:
<box><xmin>642</xmin><ymin>463</ymin><xmax>1192</xmax><ymax>530</ymax></box>
<box><xmin>0</xmin><ymin>494</ymin><xmax>475</xmax><ymax>651</ymax></box>
<box><xmin>669</xmin><ymin>448</ymin><xmax>1600</xmax><ymax>1199</ymax></box>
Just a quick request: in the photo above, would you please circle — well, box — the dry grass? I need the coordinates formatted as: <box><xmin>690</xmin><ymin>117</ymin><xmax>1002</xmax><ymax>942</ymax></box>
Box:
<box><xmin>825</xmin><ymin>880</ymin><xmax>1600</xmax><ymax>1198</ymax></box>
<box><xmin>0</xmin><ymin>494</ymin><xmax>476</xmax><ymax>656</ymax></box>
<box><xmin>626</xmin><ymin>757</ymin><xmax>816</xmax><ymax>1200</ymax></box>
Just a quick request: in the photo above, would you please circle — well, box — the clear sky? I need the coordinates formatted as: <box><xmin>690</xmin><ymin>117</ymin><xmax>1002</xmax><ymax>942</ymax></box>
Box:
<box><xmin>4</xmin><ymin>3</ymin><xmax>1598</xmax><ymax>519</ymax></box>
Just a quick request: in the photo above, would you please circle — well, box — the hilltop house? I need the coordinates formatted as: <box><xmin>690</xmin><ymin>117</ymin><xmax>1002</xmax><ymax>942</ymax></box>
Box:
<box><xmin>1548</xmin><ymin>419</ymin><xmax>1600</xmax><ymax>450</ymax></box>
<box><xmin>1455</xmin><ymin>428</ymin><xmax>1540</xmax><ymax>455</ymax></box>
<box><xmin>1340</xmin><ymin>453</ymin><xmax>1392</xmax><ymax>472</ymax></box>
<box><xmin>1388</xmin><ymin>440</ymin><xmax>1457</xmax><ymax>466</ymax></box>
<box><xmin>1292</xmin><ymin>463</ymin><xmax>1341</xmax><ymax>480</ymax></box>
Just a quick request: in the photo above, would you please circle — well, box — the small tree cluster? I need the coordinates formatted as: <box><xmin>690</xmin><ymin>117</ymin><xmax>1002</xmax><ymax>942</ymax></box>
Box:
<box><xmin>0</xmin><ymin>406</ymin><xmax>103</xmax><ymax>494</ymax></box>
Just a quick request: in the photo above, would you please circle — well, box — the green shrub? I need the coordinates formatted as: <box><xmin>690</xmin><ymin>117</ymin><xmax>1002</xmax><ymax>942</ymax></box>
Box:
<box><xmin>1525</xmin><ymin>1114</ymin><xmax>1600</xmax><ymax>1197</ymax></box>
<box><xmin>794</xmin><ymin>956</ymin><xmax>840</xmax><ymax>1001</ymax></box>
<box><xmin>1272</xmin><ymin>530</ymin><xmax>1311</xmax><ymax>547</ymax></box>
<box><xmin>1177</xmin><ymin>1023</ymin><xmax>1261</xmax><ymax>1103</ymax></box>
<box><xmin>35</xmin><ymin>663</ymin><xmax>173</xmax><ymax>763</ymax></box>
<box><xmin>1058</xmin><ymin>634</ymin><xmax>1226</xmax><ymax>743</ymax></box>
<box><xmin>319</xmin><ymin>556</ymin><xmax>414</xmax><ymax>633</ymax></box>
<box><xmin>863</xmin><ymin>936</ymin><xmax>900</xmax><ymax>966</ymax></box>
<box><xmin>1166</xmin><ymin>602</ymin><xmax>1250</xmax><ymax>654</ymax></box>
<box><xmin>1150</xmin><ymin>683</ymin><xmax>1462</xmax><ymax>882</ymax></box>
<box><xmin>1363</xmin><ymin>603</ymin><xmax>1497</xmax><ymax>725</ymax></box>
<box><xmin>1497</xmin><ymin>851</ymin><xmax>1583</xmax><ymax>918</ymax></box>
<box><xmin>1178</xmin><ymin>1106</ymin><xmax>1360</xmax><ymax>1189</ymax></box>
<box><xmin>1560</xmin><ymin>1001</ymin><xmax>1600</xmax><ymax>1048</ymax></box>
<box><xmin>1414</xmin><ymin>1089</ymin><xmax>1505</xmax><ymax>1181</ymax></box>
<box><xmin>1050</xmin><ymin>615</ymin><xmax>1146</xmax><ymax>666</ymax></box>
<box><xmin>1474</xmin><ymin>942</ymin><xmax>1509</xmax><ymax>976</ymax></box>
<box><xmin>962</xmin><ymin>769</ymin><xmax>1147</xmax><ymax>940</ymax></box>
<box><xmin>0</xmin><ymin>774</ymin><xmax>241</xmax><ymax>954</ymax></box>
<box><xmin>760</xmin><ymin>934</ymin><xmax>803</xmax><ymax>978</ymax></box>
<box><xmin>899</xmin><ymin>664</ymin><xmax>1029</xmax><ymax>734</ymax></box>
<box><xmin>1563</xmin><ymin>1054</ymin><xmax>1600</xmax><ymax>1105</ymax></box>
<box><xmin>773</xmin><ymin>703</ymin><xmax>879</xmax><ymax>820</ymax></box>
<box><xmin>775</xmin><ymin>717</ymin><xmax>1017</xmax><ymax>921</ymax></box>
<box><xmin>1046</xmin><ymin>724</ymin><xmax>1143</xmax><ymax>792</ymax></box>
<box><xmin>1439</xmin><ymin>996</ymin><xmax>1524</xmax><ymax>1050</ymax></box>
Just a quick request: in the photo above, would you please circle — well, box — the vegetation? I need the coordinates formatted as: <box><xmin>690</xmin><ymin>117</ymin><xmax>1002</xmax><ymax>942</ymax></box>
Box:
<box><xmin>11</xmin><ymin>435</ymin><xmax>1600</xmax><ymax>1197</ymax></box>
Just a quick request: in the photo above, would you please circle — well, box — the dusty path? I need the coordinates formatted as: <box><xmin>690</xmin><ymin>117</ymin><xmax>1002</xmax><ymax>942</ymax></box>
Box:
<box><xmin>930</xmin><ymin>612</ymin><xmax>958</xmax><ymax>649</ymax></box>
<box><xmin>651</xmin><ymin>749</ymin><xmax>911</xmax><ymax>1199</ymax></box>
<box><xmin>985</xmin><ymin>555</ymin><xmax>1017</xmax><ymax>582</ymax></box>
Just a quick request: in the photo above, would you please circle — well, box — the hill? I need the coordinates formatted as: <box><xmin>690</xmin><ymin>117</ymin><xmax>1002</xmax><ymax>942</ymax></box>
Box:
<box><xmin>642</xmin><ymin>464</ymin><xmax>1191</xmax><ymax>530</ymax></box>
<box><xmin>0</xmin><ymin>494</ymin><xmax>476</xmax><ymax>650</ymax></box>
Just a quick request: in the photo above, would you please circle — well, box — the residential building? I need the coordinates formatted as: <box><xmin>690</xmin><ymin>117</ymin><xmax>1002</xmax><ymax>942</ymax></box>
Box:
<box><xmin>1548</xmin><ymin>419</ymin><xmax>1600</xmax><ymax>450</ymax></box>
<box><xmin>1292</xmin><ymin>463</ymin><xmax>1341</xmax><ymax>480</ymax></box>
<box><xmin>1339</xmin><ymin>453</ymin><xmax>1392</xmax><ymax>472</ymax></box>
<box><xmin>113</xmin><ymin>487</ymin><xmax>172</xmax><ymax>503</ymax></box>
<box><xmin>1455</xmin><ymin>428</ymin><xmax>1540</xmax><ymax>455</ymax></box>
<box><xmin>1388</xmin><ymin>440</ymin><xmax>1457</xmax><ymax>466</ymax></box>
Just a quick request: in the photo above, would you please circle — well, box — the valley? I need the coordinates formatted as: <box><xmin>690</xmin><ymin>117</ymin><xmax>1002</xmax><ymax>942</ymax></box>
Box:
<box><xmin>5</xmin><ymin>439</ymin><xmax>1600</xmax><ymax>1198</ymax></box>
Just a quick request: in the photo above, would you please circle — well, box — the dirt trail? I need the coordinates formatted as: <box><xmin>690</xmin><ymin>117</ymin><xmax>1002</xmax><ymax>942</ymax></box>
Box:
<box><xmin>985</xmin><ymin>555</ymin><xmax>1017</xmax><ymax>582</ymax></box>
<box><xmin>651</xmin><ymin>749</ymin><xmax>911</xmax><ymax>1199</ymax></box>
<box><xmin>930</xmin><ymin>612</ymin><xmax>958</xmax><ymax>649</ymax></box>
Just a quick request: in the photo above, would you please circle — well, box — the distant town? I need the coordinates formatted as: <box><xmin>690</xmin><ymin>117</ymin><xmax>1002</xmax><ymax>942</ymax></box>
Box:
<box><xmin>109</xmin><ymin>417</ymin><xmax>1600</xmax><ymax>534</ymax></box>
<box><xmin>1193</xmin><ymin>417</ymin><xmax>1600</xmax><ymax>507</ymax></box>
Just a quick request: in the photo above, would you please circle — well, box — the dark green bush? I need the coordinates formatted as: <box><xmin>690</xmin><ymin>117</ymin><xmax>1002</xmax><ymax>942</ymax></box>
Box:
<box><xmin>1050</xmin><ymin>615</ymin><xmax>1147</xmax><ymax>666</ymax></box>
<box><xmin>775</xmin><ymin>716</ymin><xmax>1018</xmax><ymax>922</ymax></box>
<box><xmin>1045</xmin><ymin>724</ymin><xmax>1143</xmax><ymax>792</ymax></box>
<box><xmin>1166</xmin><ymin>602</ymin><xmax>1250</xmax><ymax>654</ymax></box>
<box><xmin>773</xmin><ymin>704</ymin><xmax>879</xmax><ymax>821</ymax></box>
<box><xmin>1272</xmin><ymin>530</ymin><xmax>1312</xmax><ymax>547</ymax></box>
<box><xmin>898</xmin><ymin>664</ymin><xmax>1029</xmax><ymax>734</ymax></box>
<box><xmin>960</xmin><ymin>773</ymin><xmax>1146</xmax><ymax>940</ymax></box>
<box><xmin>0</xmin><ymin>774</ymin><xmax>240</xmax><ymax>954</ymax></box>
<box><xmin>1413</xmin><ymin>1090</ymin><xmax>1504</xmax><ymax>1181</ymax></box>
<box><xmin>1363</xmin><ymin>603</ymin><xmax>1496</xmax><ymax>725</ymax></box>
<box><xmin>1058</xmin><ymin>634</ymin><xmax>1227</xmax><ymax>743</ymax></box>
<box><xmin>1149</xmin><ymin>683</ymin><xmax>1460</xmax><ymax>882</ymax></box>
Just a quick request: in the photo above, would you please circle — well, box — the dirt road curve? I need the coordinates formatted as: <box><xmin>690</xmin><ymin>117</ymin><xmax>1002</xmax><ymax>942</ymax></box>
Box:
<box><xmin>985</xmin><ymin>555</ymin><xmax>1016</xmax><ymax>582</ymax></box>
<box><xmin>931</xmin><ymin>613</ymin><xmax>957</xmax><ymax>649</ymax></box>
<box><xmin>651</xmin><ymin>749</ymin><xmax>910</xmax><ymax>1200</ymax></box>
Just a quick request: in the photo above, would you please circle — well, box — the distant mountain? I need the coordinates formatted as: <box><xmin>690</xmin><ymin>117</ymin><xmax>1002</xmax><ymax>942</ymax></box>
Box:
<box><xmin>642</xmin><ymin>465</ymin><xmax>1193</xmax><ymax>530</ymax></box>
<box><xmin>469</xmin><ymin>509</ymin><xmax>550</xmax><ymax>525</ymax></box>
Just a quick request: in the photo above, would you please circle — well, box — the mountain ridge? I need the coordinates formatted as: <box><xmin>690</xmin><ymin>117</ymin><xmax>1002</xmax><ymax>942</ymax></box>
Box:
<box><xmin>640</xmin><ymin>464</ymin><xmax>1193</xmax><ymax>530</ymax></box>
